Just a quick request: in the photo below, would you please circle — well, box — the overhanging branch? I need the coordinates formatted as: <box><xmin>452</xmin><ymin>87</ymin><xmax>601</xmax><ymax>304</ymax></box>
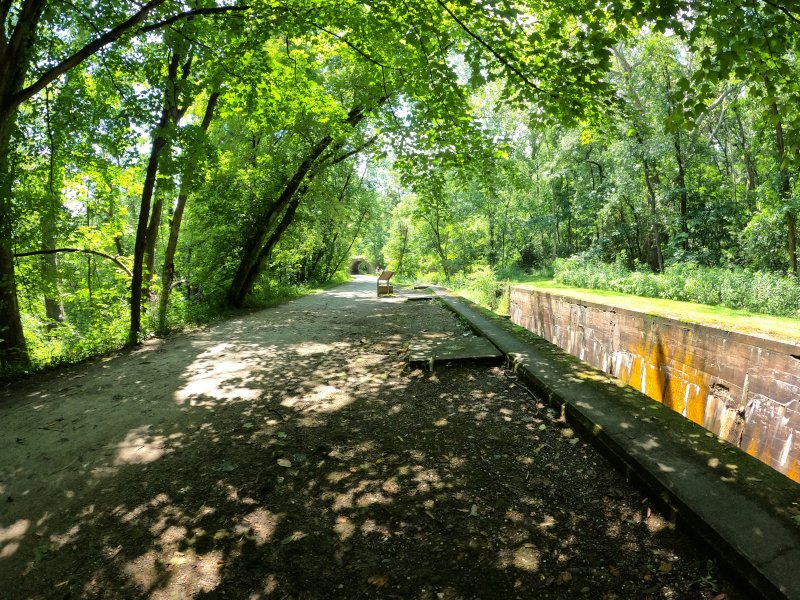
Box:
<box><xmin>138</xmin><ymin>5</ymin><xmax>250</xmax><ymax>35</ymax></box>
<box><xmin>15</xmin><ymin>248</ymin><xmax>132</xmax><ymax>277</ymax></box>
<box><xmin>435</xmin><ymin>0</ymin><xmax>547</xmax><ymax>97</ymax></box>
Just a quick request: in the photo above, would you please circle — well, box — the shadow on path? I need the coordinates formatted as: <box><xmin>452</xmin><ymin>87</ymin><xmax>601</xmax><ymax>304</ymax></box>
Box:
<box><xmin>0</xmin><ymin>277</ymin><xmax>730</xmax><ymax>599</ymax></box>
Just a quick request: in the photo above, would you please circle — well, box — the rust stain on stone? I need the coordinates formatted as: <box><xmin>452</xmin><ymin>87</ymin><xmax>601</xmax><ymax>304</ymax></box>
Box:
<box><xmin>511</xmin><ymin>287</ymin><xmax>800</xmax><ymax>482</ymax></box>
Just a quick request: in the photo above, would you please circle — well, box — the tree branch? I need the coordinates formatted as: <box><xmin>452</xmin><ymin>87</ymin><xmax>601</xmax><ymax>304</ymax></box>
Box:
<box><xmin>434</xmin><ymin>0</ymin><xmax>545</xmax><ymax>96</ymax></box>
<box><xmin>761</xmin><ymin>0</ymin><xmax>800</xmax><ymax>25</ymax></box>
<box><xmin>137</xmin><ymin>5</ymin><xmax>250</xmax><ymax>35</ymax></box>
<box><xmin>322</xmin><ymin>135</ymin><xmax>379</xmax><ymax>168</ymax></box>
<box><xmin>14</xmin><ymin>248</ymin><xmax>132</xmax><ymax>276</ymax></box>
<box><xmin>310</xmin><ymin>20</ymin><xmax>402</xmax><ymax>71</ymax></box>
<box><xmin>11</xmin><ymin>0</ymin><xmax>167</xmax><ymax>109</ymax></box>
<box><xmin>10</xmin><ymin>2</ymin><xmax>247</xmax><ymax>109</ymax></box>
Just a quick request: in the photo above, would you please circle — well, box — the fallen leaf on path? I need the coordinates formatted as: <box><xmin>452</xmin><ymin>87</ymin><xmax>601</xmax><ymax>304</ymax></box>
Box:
<box><xmin>277</xmin><ymin>459</ymin><xmax>292</xmax><ymax>468</ymax></box>
<box><xmin>280</xmin><ymin>532</ymin><xmax>305</xmax><ymax>544</ymax></box>
<box><xmin>469</xmin><ymin>504</ymin><xmax>478</xmax><ymax>517</ymax></box>
<box><xmin>367</xmin><ymin>574</ymin><xmax>389</xmax><ymax>587</ymax></box>
<box><xmin>556</xmin><ymin>571</ymin><xmax>572</xmax><ymax>585</ymax></box>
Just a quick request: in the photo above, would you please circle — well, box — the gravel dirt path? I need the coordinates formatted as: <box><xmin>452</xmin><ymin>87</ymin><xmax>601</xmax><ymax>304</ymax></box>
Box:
<box><xmin>0</xmin><ymin>276</ymin><xmax>738</xmax><ymax>599</ymax></box>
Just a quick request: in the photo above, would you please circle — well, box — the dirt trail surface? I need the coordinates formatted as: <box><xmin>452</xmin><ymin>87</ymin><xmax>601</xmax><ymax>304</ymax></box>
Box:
<box><xmin>0</xmin><ymin>276</ymin><xmax>737</xmax><ymax>599</ymax></box>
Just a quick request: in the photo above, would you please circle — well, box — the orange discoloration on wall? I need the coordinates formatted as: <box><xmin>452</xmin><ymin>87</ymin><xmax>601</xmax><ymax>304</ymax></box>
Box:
<box><xmin>510</xmin><ymin>286</ymin><xmax>800</xmax><ymax>483</ymax></box>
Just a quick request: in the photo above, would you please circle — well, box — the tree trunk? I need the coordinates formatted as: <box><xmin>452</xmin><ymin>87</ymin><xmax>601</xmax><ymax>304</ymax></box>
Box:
<box><xmin>143</xmin><ymin>53</ymin><xmax>191</xmax><ymax>295</ymax></box>
<box><xmin>0</xmin><ymin>114</ymin><xmax>28</xmax><ymax>366</ymax></box>
<box><xmin>673</xmin><ymin>131</ymin><xmax>689</xmax><ymax>251</ymax></box>
<box><xmin>157</xmin><ymin>91</ymin><xmax>219</xmax><ymax>333</ymax></box>
<box><xmin>642</xmin><ymin>157</ymin><xmax>663</xmax><ymax>272</ymax></box>
<box><xmin>238</xmin><ymin>193</ymin><xmax>304</xmax><ymax>298</ymax></box>
<box><xmin>41</xmin><ymin>88</ymin><xmax>64</xmax><ymax>327</ymax></box>
<box><xmin>227</xmin><ymin>102</ymin><xmax>379</xmax><ymax>307</ymax></box>
<box><xmin>771</xmin><ymin>100</ymin><xmax>798</xmax><ymax>275</ymax></box>
<box><xmin>733</xmin><ymin>105</ymin><xmax>757</xmax><ymax>194</ymax></box>
<box><xmin>128</xmin><ymin>52</ymin><xmax>181</xmax><ymax>345</ymax></box>
<box><xmin>395</xmin><ymin>224</ymin><xmax>409</xmax><ymax>275</ymax></box>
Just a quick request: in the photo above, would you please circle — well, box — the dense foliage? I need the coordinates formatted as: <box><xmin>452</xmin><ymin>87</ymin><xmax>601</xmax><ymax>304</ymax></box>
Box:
<box><xmin>2</xmin><ymin>1</ymin><xmax>799</xmax><ymax>374</ymax></box>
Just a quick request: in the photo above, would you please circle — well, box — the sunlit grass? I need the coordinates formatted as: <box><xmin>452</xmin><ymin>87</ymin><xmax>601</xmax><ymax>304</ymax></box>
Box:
<box><xmin>507</xmin><ymin>277</ymin><xmax>800</xmax><ymax>343</ymax></box>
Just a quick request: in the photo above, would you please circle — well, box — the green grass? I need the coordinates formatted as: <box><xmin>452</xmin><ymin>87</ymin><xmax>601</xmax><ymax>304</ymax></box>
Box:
<box><xmin>508</xmin><ymin>277</ymin><xmax>800</xmax><ymax>343</ymax></box>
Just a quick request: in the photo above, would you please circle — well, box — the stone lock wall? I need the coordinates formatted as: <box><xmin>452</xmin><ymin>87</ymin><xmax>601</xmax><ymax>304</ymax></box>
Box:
<box><xmin>510</xmin><ymin>286</ymin><xmax>800</xmax><ymax>482</ymax></box>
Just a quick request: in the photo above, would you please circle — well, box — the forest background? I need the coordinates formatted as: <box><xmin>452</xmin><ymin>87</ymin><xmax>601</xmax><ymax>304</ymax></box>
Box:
<box><xmin>2</xmin><ymin>0</ymin><xmax>800</xmax><ymax>375</ymax></box>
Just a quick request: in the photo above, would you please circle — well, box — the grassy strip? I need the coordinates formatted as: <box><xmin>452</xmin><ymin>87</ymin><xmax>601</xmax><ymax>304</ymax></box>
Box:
<box><xmin>508</xmin><ymin>277</ymin><xmax>800</xmax><ymax>343</ymax></box>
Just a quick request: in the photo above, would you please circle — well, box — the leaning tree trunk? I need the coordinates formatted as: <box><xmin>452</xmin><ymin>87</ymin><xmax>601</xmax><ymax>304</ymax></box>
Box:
<box><xmin>226</xmin><ymin>139</ymin><xmax>334</xmax><ymax>307</ymax></box>
<box><xmin>157</xmin><ymin>91</ymin><xmax>219</xmax><ymax>333</ymax></box>
<box><xmin>237</xmin><ymin>192</ymin><xmax>305</xmax><ymax>300</ymax></box>
<box><xmin>226</xmin><ymin>102</ymin><xmax>381</xmax><ymax>307</ymax></box>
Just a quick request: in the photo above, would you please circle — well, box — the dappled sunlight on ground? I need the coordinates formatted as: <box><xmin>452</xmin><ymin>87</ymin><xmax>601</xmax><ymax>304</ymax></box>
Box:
<box><xmin>0</xmin><ymin>278</ymin><xmax>734</xmax><ymax>598</ymax></box>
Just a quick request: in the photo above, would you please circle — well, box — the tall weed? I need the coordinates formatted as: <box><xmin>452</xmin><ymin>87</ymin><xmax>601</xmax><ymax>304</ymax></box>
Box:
<box><xmin>554</xmin><ymin>252</ymin><xmax>800</xmax><ymax>318</ymax></box>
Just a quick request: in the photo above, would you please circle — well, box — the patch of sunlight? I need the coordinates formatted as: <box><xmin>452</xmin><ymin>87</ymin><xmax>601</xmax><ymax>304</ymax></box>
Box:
<box><xmin>175</xmin><ymin>370</ymin><xmax>262</xmax><ymax>406</ymax></box>
<box><xmin>115</xmin><ymin>493</ymin><xmax>171</xmax><ymax>524</ymax></box>
<box><xmin>360</xmin><ymin>519</ymin><xmax>390</xmax><ymax>536</ymax></box>
<box><xmin>50</xmin><ymin>524</ymin><xmax>81</xmax><ymax>549</ymax></box>
<box><xmin>126</xmin><ymin>548</ymin><xmax>223</xmax><ymax>599</ymax></box>
<box><xmin>241</xmin><ymin>508</ymin><xmax>281</xmax><ymax>545</ymax></box>
<box><xmin>537</xmin><ymin>515</ymin><xmax>557</xmax><ymax>529</ymax></box>
<box><xmin>326</xmin><ymin>471</ymin><xmax>352</xmax><ymax>484</ymax></box>
<box><xmin>258</xmin><ymin>574</ymin><xmax>279</xmax><ymax>596</ymax></box>
<box><xmin>356</xmin><ymin>491</ymin><xmax>391</xmax><ymax>508</ymax></box>
<box><xmin>637</xmin><ymin>437</ymin><xmax>660</xmax><ymax>451</ymax></box>
<box><xmin>657</xmin><ymin>462</ymin><xmax>677</xmax><ymax>473</ymax></box>
<box><xmin>381</xmin><ymin>478</ymin><xmax>401</xmax><ymax>494</ymax></box>
<box><xmin>300</xmin><ymin>385</ymin><xmax>353</xmax><ymax>413</ymax></box>
<box><xmin>645</xmin><ymin>513</ymin><xmax>670</xmax><ymax>533</ymax></box>
<box><xmin>0</xmin><ymin>518</ymin><xmax>29</xmax><ymax>559</ymax></box>
<box><xmin>434</xmin><ymin>418</ymin><xmax>448</xmax><ymax>426</ymax></box>
<box><xmin>114</xmin><ymin>426</ymin><xmax>168</xmax><ymax>465</ymax></box>
<box><xmin>0</xmin><ymin>519</ymin><xmax>29</xmax><ymax>544</ymax></box>
<box><xmin>294</xmin><ymin>342</ymin><xmax>335</xmax><ymax>356</ymax></box>
<box><xmin>606</xmin><ymin>521</ymin><xmax>621</xmax><ymax>537</ymax></box>
<box><xmin>511</xmin><ymin>545</ymin><xmax>541</xmax><ymax>572</ymax></box>
<box><xmin>333</xmin><ymin>516</ymin><xmax>356</xmax><ymax>540</ymax></box>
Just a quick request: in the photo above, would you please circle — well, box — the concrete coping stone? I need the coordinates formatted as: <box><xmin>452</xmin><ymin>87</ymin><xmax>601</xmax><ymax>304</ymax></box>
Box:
<box><xmin>433</xmin><ymin>286</ymin><xmax>800</xmax><ymax>600</ymax></box>
<box><xmin>511</xmin><ymin>284</ymin><xmax>800</xmax><ymax>356</ymax></box>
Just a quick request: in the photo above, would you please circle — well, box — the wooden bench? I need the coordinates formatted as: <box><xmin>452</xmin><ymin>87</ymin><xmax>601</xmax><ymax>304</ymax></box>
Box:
<box><xmin>377</xmin><ymin>270</ymin><xmax>394</xmax><ymax>296</ymax></box>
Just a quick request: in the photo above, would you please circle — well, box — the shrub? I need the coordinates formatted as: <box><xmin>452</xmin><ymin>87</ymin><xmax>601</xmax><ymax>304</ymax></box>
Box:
<box><xmin>553</xmin><ymin>253</ymin><xmax>800</xmax><ymax>318</ymax></box>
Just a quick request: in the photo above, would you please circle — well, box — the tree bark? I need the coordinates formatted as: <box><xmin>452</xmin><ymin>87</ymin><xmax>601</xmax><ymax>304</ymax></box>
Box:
<box><xmin>0</xmin><ymin>114</ymin><xmax>27</xmax><ymax>366</ymax></box>
<box><xmin>237</xmin><ymin>193</ymin><xmax>304</xmax><ymax>299</ymax></box>
<box><xmin>642</xmin><ymin>156</ymin><xmax>664</xmax><ymax>272</ymax></box>
<box><xmin>395</xmin><ymin>224</ymin><xmax>409</xmax><ymax>275</ymax></box>
<box><xmin>733</xmin><ymin>105</ymin><xmax>757</xmax><ymax>194</ymax></box>
<box><xmin>0</xmin><ymin>0</ymin><xmax>172</xmax><ymax>365</ymax></box>
<box><xmin>157</xmin><ymin>91</ymin><xmax>219</xmax><ymax>333</ymax></box>
<box><xmin>673</xmin><ymin>131</ymin><xmax>689</xmax><ymax>251</ymax></box>
<box><xmin>42</xmin><ymin>87</ymin><xmax>63</xmax><ymax>327</ymax></box>
<box><xmin>143</xmin><ymin>53</ymin><xmax>192</xmax><ymax>294</ymax></box>
<box><xmin>770</xmin><ymin>100</ymin><xmax>798</xmax><ymax>274</ymax></box>
<box><xmin>226</xmin><ymin>101</ymin><xmax>382</xmax><ymax>307</ymax></box>
<box><xmin>128</xmin><ymin>51</ymin><xmax>181</xmax><ymax>345</ymax></box>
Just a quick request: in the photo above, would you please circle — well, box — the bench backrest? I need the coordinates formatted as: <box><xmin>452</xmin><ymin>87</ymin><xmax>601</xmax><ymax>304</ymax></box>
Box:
<box><xmin>378</xmin><ymin>270</ymin><xmax>394</xmax><ymax>282</ymax></box>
